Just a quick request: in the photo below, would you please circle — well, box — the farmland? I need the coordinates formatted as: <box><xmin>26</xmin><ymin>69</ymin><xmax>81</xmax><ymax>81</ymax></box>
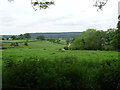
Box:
<box><xmin>2</xmin><ymin>40</ymin><xmax>118</xmax><ymax>61</ymax></box>
<box><xmin>2</xmin><ymin>40</ymin><xmax>120</xmax><ymax>89</ymax></box>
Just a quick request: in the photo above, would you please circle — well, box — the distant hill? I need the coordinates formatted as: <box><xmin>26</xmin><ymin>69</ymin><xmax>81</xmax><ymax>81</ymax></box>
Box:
<box><xmin>30</xmin><ymin>32</ymin><xmax>81</xmax><ymax>39</ymax></box>
<box><xmin>1</xmin><ymin>32</ymin><xmax>81</xmax><ymax>39</ymax></box>
<box><xmin>0</xmin><ymin>35</ymin><xmax>13</xmax><ymax>38</ymax></box>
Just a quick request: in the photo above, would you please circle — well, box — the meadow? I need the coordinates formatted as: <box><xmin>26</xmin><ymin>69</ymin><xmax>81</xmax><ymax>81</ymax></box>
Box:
<box><xmin>2</xmin><ymin>40</ymin><xmax>120</xmax><ymax>89</ymax></box>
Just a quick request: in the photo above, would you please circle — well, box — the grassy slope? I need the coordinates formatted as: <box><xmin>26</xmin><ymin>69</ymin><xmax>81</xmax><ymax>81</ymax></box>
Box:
<box><xmin>2</xmin><ymin>40</ymin><xmax>118</xmax><ymax>62</ymax></box>
<box><xmin>2</xmin><ymin>40</ymin><xmax>120</xmax><ymax>89</ymax></box>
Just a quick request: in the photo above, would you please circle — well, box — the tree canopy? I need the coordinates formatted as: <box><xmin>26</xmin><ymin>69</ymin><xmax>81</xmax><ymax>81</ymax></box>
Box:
<box><xmin>8</xmin><ymin>0</ymin><xmax>108</xmax><ymax>11</ymax></box>
<box><xmin>93</xmin><ymin>0</ymin><xmax>108</xmax><ymax>11</ymax></box>
<box><xmin>36</xmin><ymin>35</ymin><xmax>45</xmax><ymax>40</ymax></box>
<box><xmin>24</xmin><ymin>33</ymin><xmax>31</xmax><ymax>39</ymax></box>
<box><xmin>10</xmin><ymin>35</ymin><xmax>17</xmax><ymax>40</ymax></box>
<box><xmin>70</xmin><ymin>28</ymin><xmax>118</xmax><ymax>51</ymax></box>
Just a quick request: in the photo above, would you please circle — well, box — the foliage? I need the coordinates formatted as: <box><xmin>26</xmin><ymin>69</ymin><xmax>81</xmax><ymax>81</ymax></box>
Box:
<box><xmin>8</xmin><ymin>0</ymin><xmax>108</xmax><ymax>11</ymax></box>
<box><xmin>24</xmin><ymin>42</ymin><xmax>28</xmax><ymax>46</ymax></box>
<box><xmin>36</xmin><ymin>35</ymin><xmax>45</xmax><ymax>40</ymax></box>
<box><xmin>117</xmin><ymin>19</ymin><xmax>120</xmax><ymax>51</ymax></box>
<box><xmin>71</xmin><ymin>29</ymin><xmax>100</xmax><ymax>50</ymax></box>
<box><xmin>2</xmin><ymin>40</ymin><xmax>119</xmax><ymax>89</ymax></box>
<box><xmin>31</xmin><ymin>0</ymin><xmax>54</xmax><ymax>11</ymax></box>
<box><xmin>117</xmin><ymin>21</ymin><xmax>120</xmax><ymax>29</ymax></box>
<box><xmin>96</xmin><ymin>60</ymin><xmax>120</xmax><ymax>90</ymax></box>
<box><xmin>3</xmin><ymin>56</ymin><xmax>86</xmax><ymax>89</ymax></box>
<box><xmin>71</xmin><ymin>28</ymin><xmax>118</xmax><ymax>51</ymax></box>
<box><xmin>63</xmin><ymin>46</ymin><xmax>69</xmax><ymax>50</ymax></box>
<box><xmin>47</xmin><ymin>38</ymin><xmax>56</xmax><ymax>43</ymax></box>
<box><xmin>106</xmin><ymin>28</ymin><xmax>119</xmax><ymax>50</ymax></box>
<box><xmin>66</xmin><ymin>38</ymin><xmax>74</xmax><ymax>44</ymax></box>
<box><xmin>3</xmin><ymin>54</ymin><xmax>119</xmax><ymax>89</ymax></box>
<box><xmin>93</xmin><ymin>0</ymin><xmax>108</xmax><ymax>11</ymax></box>
<box><xmin>10</xmin><ymin>42</ymin><xmax>19</xmax><ymax>47</ymax></box>
<box><xmin>24</xmin><ymin>33</ymin><xmax>31</xmax><ymax>39</ymax></box>
<box><xmin>10</xmin><ymin>35</ymin><xmax>16</xmax><ymax>40</ymax></box>
<box><xmin>18</xmin><ymin>34</ymin><xmax>24</xmax><ymax>40</ymax></box>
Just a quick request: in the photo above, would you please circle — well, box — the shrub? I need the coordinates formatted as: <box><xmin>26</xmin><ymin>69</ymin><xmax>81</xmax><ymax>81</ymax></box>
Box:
<box><xmin>95</xmin><ymin>59</ymin><xmax>120</xmax><ymax>90</ymax></box>
<box><xmin>63</xmin><ymin>46</ymin><xmax>69</xmax><ymax>50</ymax></box>
<box><xmin>24</xmin><ymin>42</ymin><xmax>28</xmax><ymax>46</ymax></box>
<box><xmin>3</xmin><ymin>56</ymin><xmax>87</xmax><ymax>89</ymax></box>
<box><xmin>3</xmin><ymin>56</ymin><xmax>120</xmax><ymax>89</ymax></box>
<box><xmin>103</xmin><ymin>45</ymin><xmax>114</xmax><ymax>51</ymax></box>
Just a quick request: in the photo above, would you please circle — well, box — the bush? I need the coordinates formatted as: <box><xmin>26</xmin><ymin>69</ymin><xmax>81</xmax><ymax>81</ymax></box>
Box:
<box><xmin>95</xmin><ymin>59</ymin><xmax>120</xmax><ymax>90</ymax></box>
<box><xmin>103</xmin><ymin>45</ymin><xmax>114</xmax><ymax>51</ymax></box>
<box><xmin>3</xmin><ymin>56</ymin><xmax>120</xmax><ymax>89</ymax></box>
<box><xmin>63</xmin><ymin>46</ymin><xmax>69</xmax><ymax>50</ymax></box>
<box><xmin>69</xmin><ymin>45</ymin><xmax>80</xmax><ymax>50</ymax></box>
<box><xmin>3</xmin><ymin>56</ymin><xmax>87</xmax><ymax>89</ymax></box>
<box><xmin>24</xmin><ymin>42</ymin><xmax>28</xmax><ymax>46</ymax></box>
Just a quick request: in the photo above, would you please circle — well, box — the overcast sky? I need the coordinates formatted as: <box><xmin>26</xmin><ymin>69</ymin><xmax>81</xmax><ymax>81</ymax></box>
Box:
<box><xmin>0</xmin><ymin>0</ymin><xmax>119</xmax><ymax>35</ymax></box>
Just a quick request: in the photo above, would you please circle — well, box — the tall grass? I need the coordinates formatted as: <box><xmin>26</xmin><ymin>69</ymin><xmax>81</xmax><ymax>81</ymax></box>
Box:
<box><xmin>3</xmin><ymin>56</ymin><xmax>120</xmax><ymax>89</ymax></box>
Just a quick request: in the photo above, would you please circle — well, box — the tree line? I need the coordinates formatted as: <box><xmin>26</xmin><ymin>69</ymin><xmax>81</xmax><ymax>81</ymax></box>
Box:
<box><xmin>70</xmin><ymin>28</ymin><xmax>119</xmax><ymax>51</ymax></box>
<box><xmin>2</xmin><ymin>27</ymin><xmax>119</xmax><ymax>51</ymax></box>
<box><xmin>69</xmin><ymin>15</ymin><xmax>120</xmax><ymax>51</ymax></box>
<box><xmin>2</xmin><ymin>33</ymin><xmax>31</xmax><ymax>40</ymax></box>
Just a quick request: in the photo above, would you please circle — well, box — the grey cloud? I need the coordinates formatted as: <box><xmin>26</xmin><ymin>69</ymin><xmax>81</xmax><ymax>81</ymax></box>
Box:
<box><xmin>38</xmin><ymin>14</ymin><xmax>74</xmax><ymax>23</ymax></box>
<box><xmin>55</xmin><ymin>22</ymin><xmax>81</xmax><ymax>26</ymax></box>
<box><xmin>54</xmin><ymin>19</ymin><xmax>87</xmax><ymax>27</ymax></box>
<box><xmin>17</xmin><ymin>14</ymin><xmax>74</xmax><ymax>28</ymax></box>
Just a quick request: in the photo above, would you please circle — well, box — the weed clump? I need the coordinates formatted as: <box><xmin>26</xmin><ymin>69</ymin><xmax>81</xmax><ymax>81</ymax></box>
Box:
<box><xmin>24</xmin><ymin>42</ymin><xmax>28</xmax><ymax>46</ymax></box>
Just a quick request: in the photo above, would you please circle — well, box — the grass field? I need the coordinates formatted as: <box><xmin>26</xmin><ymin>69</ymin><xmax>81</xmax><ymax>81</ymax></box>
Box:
<box><xmin>2</xmin><ymin>40</ymin><xmax>34</xmax><ymax>43</ymax></box>
<box><xmin>2</xmin><ymin>40</ymin><xmax>118</xmax><ymax>61</ymax></box>
<box><xmin>2</xmin><ymin>40</ymin><xmax>120</xmax><ymax>89</ymax></box>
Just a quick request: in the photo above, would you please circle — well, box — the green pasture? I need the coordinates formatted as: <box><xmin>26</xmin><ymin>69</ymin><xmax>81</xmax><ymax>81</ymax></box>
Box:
<box><xmin>2</xmin><ymin>40</ymin><xmax>120</xmax><ymax>89</ymax></box>
<box><xmin>2</xmin><ymin>40</ymin><xmax>118</xmax><ymax>62</ymax></box>
<box><xmin>2</xmin><ymin>40</ymin><xmax>34</xmax><ymax>43</ymax></box>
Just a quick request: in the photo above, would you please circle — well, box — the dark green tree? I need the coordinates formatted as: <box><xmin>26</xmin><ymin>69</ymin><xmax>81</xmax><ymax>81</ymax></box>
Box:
<box><xmin>18</xmin><ymin>34</ymin><xmax>24</xmax><ymax>40</ymax></box>
<box><xmin>105</xmin><ymin>28</ymin><xmax>117</xmax><ymax>50</ymax></box>
<box><xmin>66</xmin><ymin>38</ymin><xmax>74</xmax><ymax>44</ymax></box>
<box><xmin>36</xmin><ymin>35</ymin><xmax>45</xmax><ymax>40</ymax></box>
<box><xmin>24</xmin><ymin>33</ymin><xmax>31</xmax><ymax>40</ymax></box>
<box><xmin>47</xmin><ymin>38</ymin><xmax>56</xmax><ymax>43</ymax></box>
<box><xmin>116</xmin><ymin>15</ymin><xmax>120</xmax><ymax>51</ymax></box>
<box><xmin>24</xmin><ymin>42</ymin><xmax>29</xmax><ymax>46</ymax></box>
<box><xmin>71</xmin><ymin>29</ymin><xmax>107</xmax><ymax>50</ymax></box>
<box><xmin>10</xmin><ymin>35</ymin><xmax>16</xmax><ymax>40</ymax></box>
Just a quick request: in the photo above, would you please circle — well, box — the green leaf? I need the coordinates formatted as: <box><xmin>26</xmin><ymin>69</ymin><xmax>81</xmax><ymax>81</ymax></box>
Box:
<box><xmin>34</xmin><ymin>2</ymin><xmax>38</xmax><ymax>6</ymax></box>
